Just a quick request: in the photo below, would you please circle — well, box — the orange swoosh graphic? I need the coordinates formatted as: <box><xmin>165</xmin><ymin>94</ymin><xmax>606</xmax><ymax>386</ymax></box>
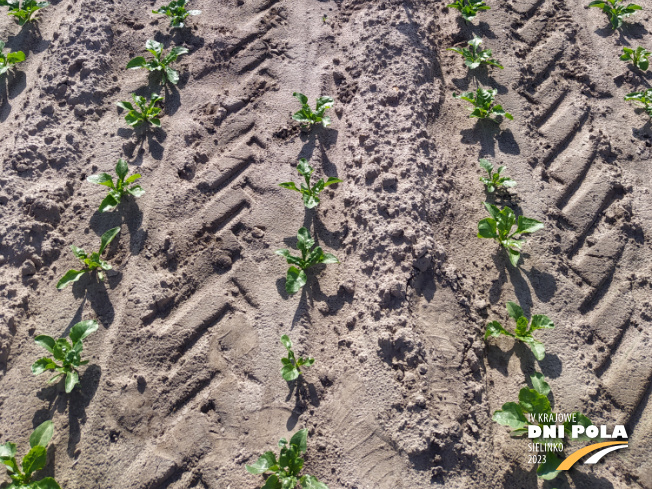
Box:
<box><xmin>557</xmin><ymin>441</ymin><xmax>628</xmax><ymax>470</ymax></box>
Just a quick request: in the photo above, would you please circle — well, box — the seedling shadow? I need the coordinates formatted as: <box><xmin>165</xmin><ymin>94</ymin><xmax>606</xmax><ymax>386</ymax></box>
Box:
<box><xmin>7</xmin><ymin>23</ymin><xmax>49</xmax><ymax>55</ymax></box>
<box><xmin>522</xmin><ymin>266</ymin><xmax>557</xmax><ymax>303</ymax></box>
<box><xmin>0</xmin><ymin>70</ymin><xmax>27</xmax><ymax>122</ymax></box>
<box><xmin>70</xmin><ymin>276</ymin><xmax>117</xmax><ymax>325</ymax></box>
<box><xmin>284</xmin><ymin>375</ymin><xmax>320</xmax><ymax>412</ymax></box>
<box><xmin>632</xmin><ymin>119</ymin><xmax>652</xmax><ymax>141</ymax></box>
<box><xmin>595</xmin><ymin>22</ymin><xmax>648</xmax><ymax>43</ymax></box>
<box><xmin>455</xmin><ymin>18</ymin><xmax>496</xmax><ymax>39</ymax></box>
<box><xmin>460</xmin><ymin>119</ymin><xmax>502</xmax><ymax>156</ymax></box>
<box><xmin>33</xmin><ymin>364</ymin><xmax>102</xmax><ymax>456</ymax></box>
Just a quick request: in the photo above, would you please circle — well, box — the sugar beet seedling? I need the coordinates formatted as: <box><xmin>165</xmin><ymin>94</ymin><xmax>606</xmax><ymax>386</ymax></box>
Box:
<box><xmin>279</xmin><ymin>158</ymin><xmax>342</xmax><ymax>209</ymax></box>
<box><xmin>117</xmin><ymin>93</ymin><xmax>164</xmax><ymax>128</ymax></box>
<box><xmin>87</xmin><ymin>158</ymin><xmax>144</xmax><ymax>213</ymax></box>
<box><xmin>0</xmin><ymin>0</ymin><xmax>49</xmax><ymax>25</ymax></box>
<box><xmin>153</xmin><ymin>0</ymin><xmax>201</xmax><ymax>29</ymax></box>
<box><xmin>0</xmin><ymin>420</ymin><xmax>61</xmax><ymax>488</ymax></box>
<box><xmin>56</xmin><ymin>227</ymin><xmax>121</xmax><ymax>289</ymax></box>
<box><xmin>276</xmin><ymin>227</ymin><xmax>339</xmax><ymax>295</ymax></box>
<box><xmin>127</xmin><ymin>40</ymin><xmax>189</xmax><ymax>86</ymax></box>
<box><xmin>446</xmin><ymin>0</ymin><xmax>490</xmax><ymax>22</ymax></box>
<box><xmin>479</xmin><ymin>159</ymin><xmax>516</xmax><ymax>194</ymax></box>
<box><xmin>477</xmin><ymin>202</ymin><xmax>543</xmax><ymax>266</ymax></box>
<box><xmin>493</xmin><ymin>373</ymin><xmax>594</xmax><ymax>480</ymax></box>
<box><xmin>448</xmin><ymin>36</ymin><xmax>503</xmax><ymax>70</ymax></box>
<box><xmin>485</xmin><ymin>302</ymin><xmax>554</xmax><ymax>360</ymax></box>
<box><xmin>292</xmin><ymin>92</ymin><xmax>334</xmax><ymax>129</ymax></box>
<box><xmin>280</xmin><ymin>335</ymin><xmax>315</xmax><ymax>382</ymax></box>
<box><xmin>621</xmin><ymin>46</ymin><xmax>650</xmax><ymax>71</ymax></box>
<box><xmin>588</xmin><ymin>0</ymin><xmax>642</xmax><ymax>30</ymax></box>
<box><xmin>625</xmin><ymin>88</ymin><xmax>652</xmax><ymax>118</ymax></box>
<box><xmin>0</xmin><ymin>41</ymin><xmax>25</xmax><ymax>76</ymax></box>
<box><xmin>32</xmin><ymin>320</ymin><xmax>98</xmax><ymax>393</ymax></box>
<box><xmin>453</xmin><ymin>87</ymin><xmax>513</xmax><ymax>121</ymax></box>
<box><xmin>246</xmin><ymin>429</ymin><xmax>328</xmax><ymax>489</ymax></box>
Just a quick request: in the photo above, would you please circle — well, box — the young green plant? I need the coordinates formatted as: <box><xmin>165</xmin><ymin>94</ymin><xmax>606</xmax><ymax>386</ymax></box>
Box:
<box><xmin>621</xmin><ymin>46</ymin><xmax>650</xmax><ymax>71</ymax></box>
<box><xmin>280</xmin><ymin>335</ymin><xmax>314</xmax><ymax>382</ymax></box>
<box><xmin>117</xmin><ymin>93</ymin><xmax>163</xmax><ymax>127</ymax></box>
<box><xmin>625</xmin><ymin>88</ymin><xmax>652</xmax><ymax>118</ymax></box>
<box><xmin>32</xmin><ymin>320</ymin><xmax>98</xmax><ymax>393</ymax></box>
<box><xmin>87</xmin><ymin>158</ymin><xmax>144</xmax><ymax>213</ymax></box>
<box><xmin>127</xmin><ymin>40</ymin><xmax>189</xmax><ymax>85</ymax></box>
<box><xmin>0</xmin><ymin>0</ymin><xmax>49</xmax><ymax>25</ymax></box>
<box><xmin>0</xmin><ymin>41</ymin><xmax>25</xmax><ymax>75</ymax></box>
<box><xmin>493</xmin><ymin>373</ymin><xmax>594</xmax><ymax>480</ymax></box>
<box><xmin>292</xmin><ymin>92</ymin><xmax>334</xmax><ymax>128</ymax></box>
<box><xmin>588</xmin><ymin>0</ymin><xmax>642</xmax><ymax>29</ymax></box>
<box><xmin>485</xmin><ymin>302</ymin><xmax>554</xmax><ymax>360</ymax></box>
<box><xmin>56</xmin><ymin>227</ymin><xmax>121</xmax><ymax>289</ymax></box>
<box><xmin>448</xmin><ymin>36</ymin><xmax>503</xmax><ymax>69</ymax></box>
<box><xmin>446</xmin><ymin>0</ymin><xmax>490</xmax><ymax>22</ymax></box>
<box><xmin>0</xmin><ymin>420</ymin><xmax>61</xmax><ymax>489</ymax></box>
<box><xmin>153</xmin><ymin>0</ymin><xmax>201</xmax><ymax>29</ymax></box>
<box><xmin>479</xmin><ymin>159</ymin><xmax>516</xmax><ymax>193</ymax></box>
<box><xmin>279</xmin><ymin>158</ymin><xmax>342</xmax><ymax>209</ymax></box>
<box><xmin>477</xmin><ymin>202</ymin><xmax>544</xmax><ymax>266</ymax></box>
<box><xmin>453</xmin><ymin>87</ymin><xmax>513</xmax><ymax>121</ymax></box>
<box><xmin>276</xmin><ymin>227</ymin><xmax>339</xmax><ymax>295</ymax></box>
<box><xmin>246</xmin><ymin>429</ymin><xmax>328</xmax><ymax>489</ymax></box>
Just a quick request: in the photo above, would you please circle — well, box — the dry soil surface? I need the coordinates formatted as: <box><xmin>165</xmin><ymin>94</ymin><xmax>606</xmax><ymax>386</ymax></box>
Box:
<box><xmin>0</xmin><ymin>0</ymin><xmax>651</xmax><ymax>488</ymax></box>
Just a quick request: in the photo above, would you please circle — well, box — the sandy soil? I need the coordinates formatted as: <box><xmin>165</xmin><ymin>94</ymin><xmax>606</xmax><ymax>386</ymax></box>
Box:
<box><xmin>0</xmin><ymin>0</ymin><xmax>651</xmax><ymax>488</ymax></box>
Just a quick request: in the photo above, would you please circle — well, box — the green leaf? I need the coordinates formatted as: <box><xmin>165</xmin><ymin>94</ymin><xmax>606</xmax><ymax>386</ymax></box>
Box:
<box><xmin>98</xmin><ymin>226</ymin><xmax>120</xmax><ymax>255</ymax></box>
<box><xmin>0</xmin><ymin>441</ymin><xmax>16</xmax><ymax>460</ymax></box>
<box><xmin>30</xmin><ymin>421</ymin><xmax>54</xmax><ymax>448</ymax></box>
<box><xmin>145</xmin><ymin>39</ymin><xmax>163</xmax><ymax>56</ymax></box>
<box><xmin>286</xmin><ymin>267</ymin><xmax>307</xmax><ymax>294</ymax></box>
<box><xmin>98</xmin><ymin>193</ymin><xmax>120</xmax><ymax>213</ymax></box>
<box><xmin>87</xmin><ymin>173</ymin><xmax>114</xmax><ymax>187</ymax></box>
<box><xmin>262</xmin><ymin>474</ymin><xmax>281</xmax><ymax>489</ymax></box>
<box><xmin>492</xmin><ymin>402</ymin><xmax>527</xmax><ymax>430</ymax></box>
<box><xmin>528</xmin><ymin>338</ymin><xmax>546</xmax><ymax>361</ymax></box>
<box><xmin>281</xmin><ymin>364</ymin><xmax>300</xmax><ymax>381</ymax></box>
<box><xmin>31</xmin><ymin>358</ymin><xmax>58</xmax><ymax>375</ymax></box>
<box><xmin>477</xmin><ymin>218</ymin><xmax>498</xmax><ymax>239</ymax></box>
<box><xmin>65</xmin><ymin>371</ymin><xmax>79</xmax><ymax>393</ymax></box>
<box><xmin>484</xmin><ymin>320</ymin><xmax>514</xmax><ymax>339</ymax></box>
<box><xmin>290</xmin><ymin>429</ymin><xmax>308</xmax><ymax>453</ymax></box>
<box><xmin>518</xmin><ymin>387</ymin><xmax>551</xmax><ymax>416</ymax></box>
<box><xmin>479</xmin><ymin>158</ymin><xmax>493</xmax><ymax>173</ymax></box>
<box><xmin>515</xmin><ymin>316</ymin><xmax>529</xmax><ymax>337</ymax></box>
<box><xmin>22</xmin><ymin>446</ymin><xmax>47</xmax><ymax>478</ymax></box>
<box><xmin>483</xmin><ymin>201</ymin><xmax>501</xmax><ymax>220</ymax></box>
<box><xmin>127</xmin><ymin>185</ymin><xmax>145</xmax><ymax>197</ymax></box>
<box><xmin>319</xmin><ymin>252</ymin><xmax>339</xmax><ymax>265</ymax></box>
<box><xmin>323</xmin><ymin>177</ymin><xmax>342</xmax><ymax>187</ymax></box>
<box><xmin>300</xmin><ymin>475</ymin><xmax>329</xmax><ymax>489</ymax></box>
<box><xmin>126</xmin><ymin>57</ymin><xmax>147</xmax><ymax>69</ymax></box>
<box><xmin>293</xmin><ymin>92</ymin><xmax>308</xmax><ymax>105</ymax></box>
<box><xmin>150</xmin><ymin>118</ymin><xmax>162</xmax><ymax>127</ymax></box>
<box><xmin>530</xmin><ymin>372</ymin><xmax>551</xmax><ymax>396</ymax></box>
<box><xmin>537</xmin><ymin>451</ymin><xmax>562</xmax><ymax>480</ymax></box>
<box><xmin>115</xmin><ymin>158</ymin><xmax>128</xmax><ymax>180</ymax></box>
<box><xmin>165</xmin><ymin>66</ymin><xmax>179</xmax><ymax>85</ymax></box>
<box><xmin>505</xmin><ymin>301</ymin><xmax>524</xmax><ymax>320</ymax></box>
<box><xmin>507</xmin><ymin>248</ymin><xmax>521</xmax><ymax>267</ymax></box>
<box><xmin>280</xmin><ymin>334</ymin><xmax>292</xmax><ymax>351</ymax></box>
<box><xmin>69</xmin><ymin>320</ymin><xmax>98</xmax><ymax>344</ymax></box>
<box><xmin>279</xmin><ymin>182</ymin><xmax>300</xmax><ymax>192</ymax></box>
<box><xmin>296</xmin><ymin>227</ymin><xmax>314</xmax><ymax>253</ymax></box>
<box><xmin>303</xmin><ymin>194</ymin><xmax>319</xmax><ymax>209</ymax></box>
<box><xmin>6</xmin><ymin>51</ymin><xmax>25</xmax><ymax>63</ymax></box>
<box><xmin>33</xmin><ymin>478</ymin><xmax>62</xmax><ymax>489</ymax></box>
<box><xmin>246</xmin><ymin>451</ymin><xmax>277</xmax><ymax>475</ymax></box>
<box><xmin>515</xmin><ymin>216</ymin><xmax>544</xmax><ymax>235</ymax></box>
<box><xmin>116</xmin><ymin>101</ymin><xmax>134</xmax><ymax>111</ymax></box>
<box><xmin>34</xmin><ymin>336</ymin><xmax>55</xmax><ymax>354</ymax></box>
<box><xmin>530</xmin><ymin>314</ymin><xmax>554</xmax><ymax>332</ymax></box>
<box><xmin>56</xmin><ymin>270</ymin><xmax>87</xmax><ymax>290</ymax></box>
